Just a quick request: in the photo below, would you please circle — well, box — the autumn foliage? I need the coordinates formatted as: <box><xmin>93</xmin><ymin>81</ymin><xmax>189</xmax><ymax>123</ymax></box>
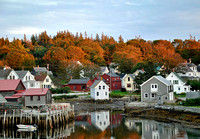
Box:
<box><xmin>0</xmin><ymin>31</ymin><xmax>199</xmax><ymax>73</ymax></box>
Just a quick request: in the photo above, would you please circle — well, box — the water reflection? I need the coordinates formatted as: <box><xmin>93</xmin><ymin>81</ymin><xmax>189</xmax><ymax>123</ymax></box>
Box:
<box><xmin>0</xmin><ymin>121</ymin><xmax>75</xmax><ymax>138</ymax></box>
<box><xmin>1</xmin><ymin>111</ymin><xmax>200</xmax><ymax>138</ymax></box>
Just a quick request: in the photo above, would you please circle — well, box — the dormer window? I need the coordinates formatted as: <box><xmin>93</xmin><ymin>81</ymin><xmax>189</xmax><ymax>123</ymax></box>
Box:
<box><xmin>128</xmin><ymin>77</ymin><xmax>130</xmax><ymax>81</ymax></box>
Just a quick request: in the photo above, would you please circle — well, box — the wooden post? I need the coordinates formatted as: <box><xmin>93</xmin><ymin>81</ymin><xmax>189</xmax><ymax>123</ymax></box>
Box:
<box><xmin>20</xmin><ymin>109</ymin><xmax>23</xmax><ymax>123</ymax></box>
<box><xmin>12</xmin><ymin>109</ymin><xmax>15</xmax><ymax>126</ymax></box>
<box><xmin>30</xmin><ymin>110</ymin><xmax>33</xmax><ymax>125</ymax></box>
<box><xmin>3</xmin><ymin>110</ymin><xmax>7</xmax><ymax>128</ymax></box>
<box><xmin>37</xmin><ymin>109</ymin><xmax>40</xmax><ymax>128</ymax></box>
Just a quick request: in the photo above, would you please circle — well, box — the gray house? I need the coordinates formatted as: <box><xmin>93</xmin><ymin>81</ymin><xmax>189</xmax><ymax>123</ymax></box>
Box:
<box><xmin>140</xmin><ymin>76</ymin><xmax>174</xmax><ymax>104</ymax></box>
<box><xmin>32</xmin><ymin>66</ymin><xmax>53</xmax><ymax>76</ymax></box>
<box><xmin>24</xmin><ymin>88</ymin><xmax>52</xmax><ymax>108</ymax></box>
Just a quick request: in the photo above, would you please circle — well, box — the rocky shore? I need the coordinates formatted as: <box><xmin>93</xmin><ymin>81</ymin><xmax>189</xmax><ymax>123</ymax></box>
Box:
<box><xmin>125</xmin><ymin>106</ymin><xmax>200</xmax><ymax>128</ymax></box>
<box><xmin>57</xmin><ymin>98</ymin><xmax>200</xmax><ymax>128</ymax></box>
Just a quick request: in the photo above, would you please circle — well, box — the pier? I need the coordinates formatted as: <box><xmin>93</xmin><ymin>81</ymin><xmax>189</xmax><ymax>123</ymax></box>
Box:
<box><xmin>0</xmin><ymin>103</ymin><xmax>75</xmax><ymax>130</ymax></box>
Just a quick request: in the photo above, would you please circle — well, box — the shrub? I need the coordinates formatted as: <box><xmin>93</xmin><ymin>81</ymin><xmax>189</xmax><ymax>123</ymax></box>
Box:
<box><xmin>53</xmin><ymin>95</ymin><xmax>78</xmax><ymax>100</ymax></box>
<box><xmin>50</xmin><ymin>86</ymin><xmax>71</xmax><ymax>94</ymax></box>
<box><xmin>121</xmin><ymin>88</ymin><xmax>126</xmax><ymax>92</ymax></box>
<box><xmin>184</xmin><ymin>98</ymin><xmax>200</xmax><ymax>106</ymax></box>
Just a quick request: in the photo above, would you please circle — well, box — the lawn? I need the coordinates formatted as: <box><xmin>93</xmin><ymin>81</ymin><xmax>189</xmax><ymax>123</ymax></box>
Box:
<box><xmin>109</xmin><ymin>90</ymin><xmax>141</xmax><ymax>98</ymax></box>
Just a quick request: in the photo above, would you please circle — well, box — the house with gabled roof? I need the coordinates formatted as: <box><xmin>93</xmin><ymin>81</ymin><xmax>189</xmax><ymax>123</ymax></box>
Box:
<box><xmin>140</xmin><ymin>76</ymin><xmax>174</xmax><ymax>104</ymax></box>
<box><xmin>121</xmin><ymin>74</ymin><xmax>138</xmax><ymax>92</ymax></box>
<box><xmin>64</xmin><ymin>78</ymin><xmax>93</xmax><ymax>92</ymax></box>
<box><xmin>166</xmin><ymin>72</ymin><xmax>190</xmax><ymax>94</ymax></box>
<box><xmin>32</xmin><ymin>65</ymin><xmax>53</xmax><ymax>76</ymax></box>
<box><xmin>35</xmin><ymin>74</ymin><xmax>55</xmax><ymax>89</ymax></box>
<box><xmin>0</xmin><ymin>79</ymin><xmax>26</xmax><ymax>97</ymax></box>
<box><xmin>0</xmin><ymin>69</ymin><xmax>19</xmax><ymax>80</ymax></box>
<box><xmin>16</xmin><ymin>70</ymin><xmax>40</xmax><ymax>89</ymax></box>
<box><xmin>23</xmin><ymin>88</ymin><xmax>52</xmax><ymax>107</ymax></box>
<box><xmin>102</xmin><ymin>73</ymin><xmax>121</xmax><ymax>91</ymax></box>
<box><xmin>176</xmin><ymin>62</ymin><xmax>200</xmax><ymax>80</ymax></box>
<box><xmin>90</xmin><ymin>79</ymin><xmax>109</xmax><ymax>100</ymax></box>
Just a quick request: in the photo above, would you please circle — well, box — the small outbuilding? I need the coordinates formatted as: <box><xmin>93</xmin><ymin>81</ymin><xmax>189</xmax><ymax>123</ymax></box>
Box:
<box><xmin>90</xmin><ymin>79</ymin><xmax>109</xmax><ymax>100</ymax></box>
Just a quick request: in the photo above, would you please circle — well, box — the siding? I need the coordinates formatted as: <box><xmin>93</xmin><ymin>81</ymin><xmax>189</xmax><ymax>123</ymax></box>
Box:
<box><xmin>141</xmin><ymin>78</ymin><xmax>172</xmax><ymax>103</ymax></box>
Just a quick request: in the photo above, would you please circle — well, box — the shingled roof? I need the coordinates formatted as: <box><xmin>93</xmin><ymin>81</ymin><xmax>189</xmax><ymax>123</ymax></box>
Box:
<box><xmin>68</xmin><ymin>79</ymin><xmax>90</xmax><ymax>84</ymax></box>
<box><xmin>0</xmin><ymin>69</ymin><xmax>12</xmax><ymax>79</ymax></box>
<box><xmin>0</xmin><ymin>79</ymin><xmax>25</xmax><ymax>91</ymax></box>
<box><xmin>34</xmin><ymin>75</ymin><xmax>47</xmax><ymax>81</ymax></box>
<box><xmin>16</xmin><ymin>70</ymin><xmax>28</xmax><ymax>79</ymax></box>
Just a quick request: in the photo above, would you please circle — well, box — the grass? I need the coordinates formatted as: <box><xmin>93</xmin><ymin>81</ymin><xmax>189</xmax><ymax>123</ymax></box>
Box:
<box><xmin>109</xmin><ymin>90</ymin><xmax>141</xmax><ymax>98</ymax></box>
<box><xmin>190</xmin><ymin>106</ymin><xmax>200</xmax><ymax>108</ymax></box>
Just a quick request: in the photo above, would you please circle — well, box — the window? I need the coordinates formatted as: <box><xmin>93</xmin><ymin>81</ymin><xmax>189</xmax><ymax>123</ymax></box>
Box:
<box><xmin>97</xmin><ymin>92</ymin><xmax>99</xmax><ymax>96</ymax></box>
<box><xmin>151</xmin><ymin>84</ymin><xmax>158</xmax><ymax>92</ymax></box>
<box><xmin>97</xmin><ymin>115</ymin><xmax>99</xmax><ymax>120</ymax></box>
<box><xmin>144</xmin><ymin>93</ymin><xmax>148</xmax><ymax>98</ymax></box>
<box><xmin>173</xmin><ymin>80</ymin><xmax>179</xmax><ymax>84</ymax></box>
<box><xmin>151</xmin><ymin>94</ymin><xmax>155</xmax><ymax>98</ymax></box>
<box><xmin>38</xmin><ymin>96</ymin><xmax>40</xmax><ymax>100</ymax></box>
<box><xmin>13</xmin><ymin>76</ymin><xmax>15</xmax><ymax>79</ymax></box>
<box><xmin>9</xmin><ymin>76</ymin><xmax>12</xmax><ymax>79</ymax></box>
<box><xmin>100</xmin><ymin>122</ymin><xmax>102</xmax><ymax>125</ymax></box>
<box><xmin>178</xmin><ymin>87</ymin><xmax>180</xmax><ymax>90</ymax></box>
<box><xmin>128</xmin><ymin>77</ymin><xmax>130</xmax><ymax>81</ymax></box>
<box><xmin>165</xmin><ymin>97</ymin><xmax>168</xmax><ymax>100</ymax></box>
<box><xmin>127</xmin><ymin>84</ymin><xmax>131</xmax><ymax>88</ymax></box>
<box><xmin>105</xmin><ymin>92</ymin><xmax>107</xmax><ymax>96</ymax></box>
<box><xmin>29</xmin><ymin>76</ymin><xmax>30</xmax><ymax>80</ymax></box>
<box><xmin>99</xmin><ymin>86</ymin><xmax>101</xmax><ymax>90</ymax></box>
<box><xmin>104</xmin><ymin>122</ymin><xmax>106</xmax><ymax>125</ymax></box>
<box><xmin>31</xmin><ymin>83</ymin><xmax>34</xmax><ymax>87</ymax></box>
<box><xmin>115</xmin><ymin>84</ymin><xmax>117</xmax><ymax>88</ymax></box>
<box><xmin>103</xmin><ymin>86</ymin><xmax>105</xmax><ymax>89</ymax></box>
<box><xmin>30</xmin><ymin>96</ymin><xmax>33</xmax><ymax>101</ymax></box>
<box><xmin>46</xmin><ymin>78</ymin><xmax>49</xmax><ymax>82</ymax></box>
<box><xmin>184</xmin><ymin>88</ymin><xmax>187</xmax><ymax>91</ymax></box>
<box><xmin>73</xmin><ymin>85</ymin><xmax>76</xmax><ymax>90</ymax></box>
<box><xmin>26</xmin><ymin>76</ymin><xmax>28</xmax><ymax>80</ymax></box>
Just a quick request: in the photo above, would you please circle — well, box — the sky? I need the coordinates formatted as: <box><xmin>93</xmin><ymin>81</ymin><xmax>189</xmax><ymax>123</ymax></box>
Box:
<box><xmin>0</xmin><ymin>0</ymin><xmax>200</xmax><ymax>41</ymax></box>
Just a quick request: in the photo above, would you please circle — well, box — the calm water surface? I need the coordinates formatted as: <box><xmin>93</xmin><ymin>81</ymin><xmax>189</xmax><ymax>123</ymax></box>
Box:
<box><xmin>1</xmin><ymin>110</ymin><xmax>200</xmax><ymax>139</ymax></box>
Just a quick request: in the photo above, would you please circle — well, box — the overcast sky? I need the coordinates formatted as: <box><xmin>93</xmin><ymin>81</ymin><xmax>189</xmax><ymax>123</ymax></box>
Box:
<box><xmin>1</xmin><ymin>0</ymin><xmax>200</xmax><ymax>41</ymax></box>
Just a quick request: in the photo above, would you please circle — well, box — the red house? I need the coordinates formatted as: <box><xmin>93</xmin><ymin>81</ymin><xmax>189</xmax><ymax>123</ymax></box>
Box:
<box><xmin>101</xmin><ymin>73</ymin><xmax>121</xmax><ymax>91</ymax></box>
<box><xmin>64</xmin><ymin>79</ymin><xmax>93</xmax><ymax>92</ymax></box>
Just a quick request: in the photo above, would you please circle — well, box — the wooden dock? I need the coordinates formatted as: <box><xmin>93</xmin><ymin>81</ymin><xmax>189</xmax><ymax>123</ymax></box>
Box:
<box><xmin>0</xmin><ymin>103</ymin><xmax>75</xmax><ymax>130</ymax></box>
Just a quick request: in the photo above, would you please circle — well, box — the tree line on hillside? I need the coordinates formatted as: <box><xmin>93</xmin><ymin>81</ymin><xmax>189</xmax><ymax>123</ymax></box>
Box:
<box><xmin>0</xmin><ymin>31</ymin><xmax>200</xmax><ymax>81</ymax></box>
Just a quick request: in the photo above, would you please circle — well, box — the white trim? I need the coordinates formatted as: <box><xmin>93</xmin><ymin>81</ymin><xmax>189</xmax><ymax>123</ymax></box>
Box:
<box><xmin>141</xmin><ymin>76</ymin><xmax>171</xmax><ymax>87</ymax></box>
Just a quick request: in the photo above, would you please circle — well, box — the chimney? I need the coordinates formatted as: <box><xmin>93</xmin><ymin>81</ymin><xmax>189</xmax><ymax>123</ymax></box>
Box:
<box><xmin>70</xmin><ymin>76</ymin><xmax>72</xmax><ymax>80</ymax></box>
<box><xmin>141</xmin><ymin>68</ymin><xmax>144</xmax><ymax>72</ymax></box>
<box><xmin>97</xmin><ymin>73</ymin><xmax>99</xmax><ymax>80</ymax></box>
<box><xmin>37</xmin><ymin>65</ymin><xmax>39</xmax><ymax>69</ymax></box>
<box><xmin>47</xmin><ymin>64</ymin><xmax>49</xmax><ymax>71</ymax></box>
<box><xmin>22</xmin><ymin>66</ymin><xmax>24</xmax><ymax>71</ymax></box>
<box><xmin>189</xmin><ymin>58</ymin><xmax>191</xmax><ymax>63</ymax></box>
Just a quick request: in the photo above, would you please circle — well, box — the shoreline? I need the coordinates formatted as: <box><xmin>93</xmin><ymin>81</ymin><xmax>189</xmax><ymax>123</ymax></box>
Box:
<box><xmin>56</xmin><ymin>98</ymin><xmax>200</xmax><ymax>128</ymax></box>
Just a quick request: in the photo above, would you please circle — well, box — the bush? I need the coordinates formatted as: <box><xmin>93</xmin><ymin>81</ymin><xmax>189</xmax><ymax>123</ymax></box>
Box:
<box><xmin>121</xmin><ymin>88</ymin><xmax>126</xmax><ymax>92</ymax></box>
<box><xmin>184</xmin><ymin>98</ymin><xmax>200</xmax><ymax>106</ymax></box>
<box><xmin>50</xmin><ymin>86</ymin><xmax>71</xmax><ymax>94</ymax></box>
<box><xmin>53</xmin><ymin>95</ymin><xmax>78</xmax><ymax>100</ymax></box>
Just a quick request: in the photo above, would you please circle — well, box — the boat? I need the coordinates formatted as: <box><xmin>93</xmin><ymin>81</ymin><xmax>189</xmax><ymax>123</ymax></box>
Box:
<box><xmin>17</xmin><ymin>124</ymin><xmax>37</xmax><ymax>130</ymax></box>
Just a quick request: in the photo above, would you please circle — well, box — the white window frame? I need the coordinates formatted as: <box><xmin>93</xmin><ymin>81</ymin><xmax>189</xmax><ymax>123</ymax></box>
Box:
<box><xmin>151</xmin><ymin>84</ymin><xmax>158</xmax><ymax>92</ymax></box>
<box><xmin>144</xmin><ymin>93</ymin><xmax>149</xmax><ymax>98</ymax></box>
<box><xmin>151</xmin><ymin>93</ymin><xmax>155</xmax><ymax>98</ymax></box>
